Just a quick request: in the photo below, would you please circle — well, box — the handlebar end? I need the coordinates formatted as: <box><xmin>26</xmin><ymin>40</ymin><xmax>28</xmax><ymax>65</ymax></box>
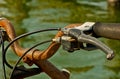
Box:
<box><xmin>107</xmin><ymin>52</ymin><xmax>115</xmax><ymax>60</ymax></box>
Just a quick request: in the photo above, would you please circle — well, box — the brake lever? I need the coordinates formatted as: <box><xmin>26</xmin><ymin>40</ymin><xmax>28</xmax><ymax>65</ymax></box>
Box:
<box><xmin>60</xmin><ymin>22</ymin><xmax>114</xmax><ymax>60</ymax></box>
<box><xmin>78</xmin><ymin>32</ymin><xmax>114</xmax><ymax>60</ymax></box>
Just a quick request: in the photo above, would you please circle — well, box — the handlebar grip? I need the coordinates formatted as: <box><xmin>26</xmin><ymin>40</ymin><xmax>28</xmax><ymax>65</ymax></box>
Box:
<box><xmin>93</xmin><ymin>23</ymin><xmax>120</xmax><ymax>40</ymax></box>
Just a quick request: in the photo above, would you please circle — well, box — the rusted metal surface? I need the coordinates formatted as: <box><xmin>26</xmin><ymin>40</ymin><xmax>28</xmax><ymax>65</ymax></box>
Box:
<box><xmin>0</xmin><ymin>18</ymin><xmax>70</xmax><ymax>79</ymax></box>
<box><xmin>0</xmin><ymin>17</ymin><xmax>118</xmax><ymax>78</ymax></box>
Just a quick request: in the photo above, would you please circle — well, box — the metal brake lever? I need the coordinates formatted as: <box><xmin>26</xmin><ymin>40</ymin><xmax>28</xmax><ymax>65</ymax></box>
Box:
<box><xmin>78</xmin><ymin>32</ymin><xmax>114</xmax><ymax>60</ymax></box>
<box><xmin>61</xmin><ymin>22</ymin><xmax>114</xmax><ymax>60</ymax></box>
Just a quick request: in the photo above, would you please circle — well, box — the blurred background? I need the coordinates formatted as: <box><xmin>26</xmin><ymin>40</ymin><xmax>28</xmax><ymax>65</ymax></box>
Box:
<box><xmin>0</xmin><ymin>0</ymin><xmax>120</xmax><ymax>79</ymax></box>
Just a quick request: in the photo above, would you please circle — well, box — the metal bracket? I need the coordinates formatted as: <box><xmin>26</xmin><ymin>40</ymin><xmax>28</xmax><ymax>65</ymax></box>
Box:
<box><xmin>62</xmin><ymin>22</ymin><xmax>96</xmax><ymax>35</ymax></box>
<box><xmin>74</xmin><ymin>22</ymin><xmax>96</xmax><ymax>31</ymax></box>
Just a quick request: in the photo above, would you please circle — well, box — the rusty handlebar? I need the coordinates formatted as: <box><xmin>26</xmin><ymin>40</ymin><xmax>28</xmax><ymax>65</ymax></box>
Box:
<box><xmin>0</xmin><ymin>18</ymin><xmax>69</xmax><ymax>79</ymax></box>
<box><xmin>0</xmin><ymin>18</ymin><xmax>119</xmax><ymax>79</ymax></box>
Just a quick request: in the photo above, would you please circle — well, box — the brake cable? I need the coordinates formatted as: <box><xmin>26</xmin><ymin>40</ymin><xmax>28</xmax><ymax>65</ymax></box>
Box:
<box><xmin>0</xmin><ymin>29</ymin><xmax>7</xmax><ymax>79</ymax></box>
<box><xmin>3</xmin><ymin>28</ymin><xmax>59</xmax><ymax>69</ymax></box>
<box><xmin>10</xmin><ymin>39</ymin><xmax>52</xmax><ymax>79</ymax></box>
<box><xmin>0</xmin><ymin>18</ymin><xmax>116</xmax><ymax>79</ymax></box>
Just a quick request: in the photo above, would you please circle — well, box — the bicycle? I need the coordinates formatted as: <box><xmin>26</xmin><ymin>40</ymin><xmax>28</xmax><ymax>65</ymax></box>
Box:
<box><xmin>0</xmin><ymin>17</ymin><xmax>120</xmax><ymax>79</ymax></box>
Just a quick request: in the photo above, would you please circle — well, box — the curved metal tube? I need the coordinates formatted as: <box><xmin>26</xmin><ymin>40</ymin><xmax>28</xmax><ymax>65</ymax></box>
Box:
<box><xmin>0</xmin><ymin>17</ymin><xmax>69</xmax><ymax>79</ymax></box>
<box><xmin>0</xmin><ymin>17</ymin><xmax>118</xmax><ymax>78</ymax></box>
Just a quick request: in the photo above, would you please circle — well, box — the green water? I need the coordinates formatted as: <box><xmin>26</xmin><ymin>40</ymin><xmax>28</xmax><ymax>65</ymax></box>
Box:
<box><xmin>0</xmin><ymin>0</ymin><xmax>120</xmax><ymax>79</ymax></box>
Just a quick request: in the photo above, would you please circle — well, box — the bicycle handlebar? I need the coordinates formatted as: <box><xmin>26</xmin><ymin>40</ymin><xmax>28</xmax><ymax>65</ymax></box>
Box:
<box><xmin>0</xmin><ymin>18</ymin><xmax>69</xmax><ymax>79</ymax></box>
<box><xmin>0</xmin><ymin>17</ymin><xmax>120</xmax><ymax>79</ymax></box>
<box><xmin>93</xmin><ymin>22</ymin><xmax>120</xmax><ymax>40</ymax></box>
<box><xmin>61</xmin><ymin>22</ymin><xmax>120</xmax><ymax>60</ymax></box>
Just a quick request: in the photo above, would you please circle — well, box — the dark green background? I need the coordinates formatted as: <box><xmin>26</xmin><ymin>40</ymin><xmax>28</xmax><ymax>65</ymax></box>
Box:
<box><xmin>0</xmin><ymin>0</ymin><xmax>120</xmax><ymax>79</ymax></box>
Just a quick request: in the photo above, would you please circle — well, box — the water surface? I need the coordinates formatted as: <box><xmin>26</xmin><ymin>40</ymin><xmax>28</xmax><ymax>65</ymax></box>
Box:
<box><xmin>0</xmin><ymin>0</ymin><xmax>120</xmax><ymax>79</ymax></box>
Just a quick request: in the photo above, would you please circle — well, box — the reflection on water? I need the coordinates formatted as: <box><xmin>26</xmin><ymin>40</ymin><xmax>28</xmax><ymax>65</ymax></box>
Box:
<box><xmin>108</xmin><ymin>4</ymin><xmax>120</xmax><ymax>22</ymax></box>
<box><xmin>65</xmin><ymin>66</ymin><xmax>94</xmax><ymax>73</ymax></box>
<box><xmin>0</xmin><ymin>0</ymin><xmax>120</xmax><ymax>79</ymax></box>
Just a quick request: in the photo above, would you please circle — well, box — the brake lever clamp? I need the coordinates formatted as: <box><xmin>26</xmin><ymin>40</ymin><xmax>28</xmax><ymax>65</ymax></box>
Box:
<box><xmin>60</xmin><ymin>35</ymin><xmax>83</xmax><ymax>52</ymax></box>
<box><xmin>61</xmin><ymin>22</ymin><xmax>114</xmax><ymax>60</ymax></box>
<box><xmin>62</xmin><ymin>22</ymin><xmax>96</xmax><ymax>35</ymax></box>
